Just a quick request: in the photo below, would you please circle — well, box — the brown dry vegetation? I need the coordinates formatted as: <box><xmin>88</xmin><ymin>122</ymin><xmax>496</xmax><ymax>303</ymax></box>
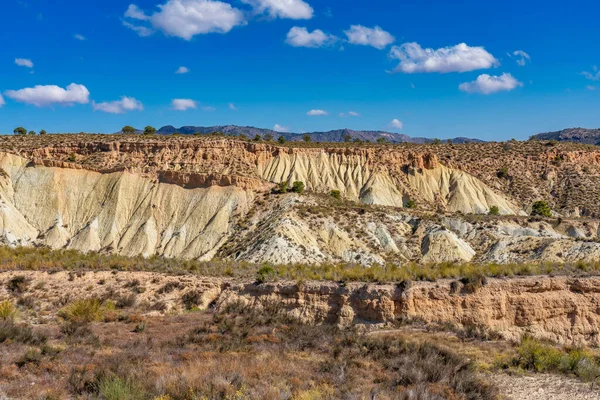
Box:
<box><xmin>0</xmin><ymin>298</ymin><xmax>500</xmax><ymax>400</ymax></box>
<box><xmin>1</xmin><ymin>245</ymin><xmax>600</xmax><ymax>284</ymax></box>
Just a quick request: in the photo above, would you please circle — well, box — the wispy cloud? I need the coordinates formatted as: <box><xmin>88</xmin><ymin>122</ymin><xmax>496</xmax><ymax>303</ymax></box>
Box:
<box><xmin>92</xmin><ymin>96</ymin><xmax>144</xmax><ymax>114</ymax></box>
<box><xmin>175</xmin><ymin>66</ymin><xmax>190</xmax><ymax>74</ymax></box>
<box><xmin>388</xmin><ymin>118</ymin><xmax>403</xmax><ymax>129</ymax></box>
<box><xmin>286</xmin><ymin>27</ymin><xmax>337</xmax><ymax>48</ymax></box>
<box><xmin>511</xmin><ymin>50</ymin><xmax>530</xmax><ymax>66</ymax></box>
<box><xmin>582</xmin><ymin>66</ymin><xmax>600</xmax><ymax>81</ymax></box>
<box><xmin>306</xmin><ymin>109</ymin><xmax>328</xmax><ymax>116</ymax></box>
<box><xmin>344</xmin><ymin>25</ymin><xmax>394</xmax><ymax>49</ymax></box>
<box><xmin>273</xmin><ymin>124</ymin><xmax>289</xmax><ymax>132</ymax></box>
<box><xmin>171</xmin><ymin>98</ymin><xmax>197</xmax><ymax>111</ymax></box>
<box><xmin>15</xmin><ymin>58</ymin><xmax>34</xmax><ymax>68</ymax></box>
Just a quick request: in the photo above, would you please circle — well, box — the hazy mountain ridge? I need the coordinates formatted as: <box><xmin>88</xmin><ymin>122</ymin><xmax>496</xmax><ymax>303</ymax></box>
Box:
<box><xmin>157</xmin><ymin>125</ymin><xmax>482</xmax><ymax>144</ymax></box>
<box><xmin>531</xmin><ymin>128</ymin><xmax>600</xmax><ymax>144</ymax></box>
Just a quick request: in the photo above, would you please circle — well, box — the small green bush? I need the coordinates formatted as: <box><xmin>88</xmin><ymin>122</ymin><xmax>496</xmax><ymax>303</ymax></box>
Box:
<box><xmin>256</xmin><ymin>265</ymin><xmax>277</xmax><ymax>284</ymax></box>
<box><xmin>292</xmin><ymin>181</ymin><xmax>305</xmax><ymax>194</ymax></box>
<box><xmin>405</xmin><ymin>199</ymin><xmax>416</xmax><ymax>209</ymax></box>
<box><xmin>531</xmin><ymin>200</ymin><xmax>552</xmax><ymax>217</ymax></box>
<box><xmin>488</xmin><ymin>206</ymin><xmax>500</xmax><ymax>216</ymax></box>
<box><xmin>278</xmin><ymin>181</ymin><xmax>288</xmax><ymax>194</ymax></box>
<box><xmin>7</xmin><ymin>275</ymin><xmax>30</xmax><ymax>293</ymax></box>
<box><xmin>497</xmin><ymin>167</ymin><xmax>510</xmax><ymax>179</ymax></box>
<box><xmin>510</xmin><ymin>337</ymin><xmax>600</xmax><ymax>381</ymax></box>
<box><xmin>330</xmin><ymin>190</ymin><xmax>341</xmax><ymax>200</ymax></box>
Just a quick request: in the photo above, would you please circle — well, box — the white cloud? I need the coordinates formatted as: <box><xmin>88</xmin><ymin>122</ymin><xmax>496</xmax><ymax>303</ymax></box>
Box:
<box><xmin>176</xmin><ymin>66</ymin><xmax>190</xmax><ymax>74</ymax></box>
<box><xmin>228</xmin><ymin>102</ymin><xmax>237</xmax><ymax>110</ymax></box>
<box><xmin>286</xmin><ymin>26</ymin><xmax>336</xmax><ymax>48</ymax></box>
<box><xmin>74</xmin><ymin>34</ymin><xmax>86</xmax><ymax>41</ymax></box>
<box><xmin>241</xmin><ymin>0</ymin><xmax>313</xmax><ymax>19</ymax></box>
<box><xmin>15</xmin><ymin>58</ymin><xmax>34</xmax><ymax>68</ymax></box>
<box><xmin>273</xmin><ymin>124</ymin><xmax>289</xmax><ymax>132</ymax></box>
<box><xmin>582</xmin><ymin>66</ymin><xmax>600</xmax><ymax>81</ymax></box>
<box><xmin>0</xmin><ymin>94</ymin><xmax>4</xmax><ymax>108</ymax></box>
<box><xmin>348</xmin><ymin>111</ymin><xmax>360</xmax><ymax>116</ymax></box>
<box><xmin>125</xmin><ymin>0</ymin><xmax>246</xmax><ymax>40</ymax></box>
<box><xmin>125</xmin><ymin>4</ymin><xmax>151</xmax><ymax>20</ymax></box>
<box><xmin>171</xmin><ymin>98</ymin><xmax>197</xmax><ymax>110</ymax></box>
<box><xmin>459</xmin><ymin>73</ymin><xmax>523</xmax><ymax>94</ymax></box>
<box><xmin>202</xmin><ymin>105</ymin><xmax>216</xmax><ymax>111</ymax></box>
<box><xmin>123</xmin><ymin>20</ymin><xmax>155</xmax><ymax>37</ymax></box>
<box><xmin>306</xmin><ymin>109</ymin><xmax>328</xmax><ymax>116</ymax></box>
<box><xmin>4</xmin><ymin>83</ymin><xmax>90</xmax><ymax>107</ymax></box>
<box><xmin>92</xmin><ymin>96</ymin><xmax>144</xmax><ymax>114</ymax></box>
<box><xmin>586</xmin><ymin>85</ymin><xmax>596</xmax><ymax>91</ymax></box>
<box><xmin>388</xmin><ymin>119</ymin><xmax>403</xmax><ymax>129</ymax></box>
<box><xmin>389</xmin><ymin>42</ymin><xmax>499</xmax><ymax>73</ymax></box>
<box><xmin>512</xmin><ymin>50</ymin><xmax>530</xmax><ymax>66</ymax></box>
<box><xmin>344</xmin><ymin>25</ymin><xmax>394</xmax><ymax>50</ymax></box>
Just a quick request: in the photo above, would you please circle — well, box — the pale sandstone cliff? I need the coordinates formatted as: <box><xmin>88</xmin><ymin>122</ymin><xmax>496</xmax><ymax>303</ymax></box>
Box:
<box><xmin>2</xmin><ymin>270</ymin><xmax>600</xmax><ymax>346</ymax></box>
<box><xmin>1</xmin><ymin>136</ymin><xmax>600</xmax><ymax>263</ymax></box>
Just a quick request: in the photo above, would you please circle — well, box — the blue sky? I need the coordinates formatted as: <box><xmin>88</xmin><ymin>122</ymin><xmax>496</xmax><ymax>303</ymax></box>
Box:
<box><xmin>1</xmin><ymin>0</ymin><xmax>599</xmax><ymax>140</ymax></box>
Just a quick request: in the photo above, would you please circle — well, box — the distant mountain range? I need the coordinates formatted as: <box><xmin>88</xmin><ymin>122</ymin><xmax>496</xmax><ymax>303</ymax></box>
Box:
<box><xmin>530</xmin><ymin>128</ymin><xmax>600</xmax><ymax>145</ymax></box>
<box><xmin>156</xmin><ymin>125</ymin><xmax>482</xmax><ymax>144</ymax></box>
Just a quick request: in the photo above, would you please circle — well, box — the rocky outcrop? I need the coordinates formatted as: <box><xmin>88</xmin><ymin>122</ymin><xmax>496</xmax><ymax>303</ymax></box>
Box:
<box><xmin>4</xmin><ymin>270</ymin><xmax>600</xmax><ymax>346</ymax></box>
<box><xmin>216</xmin><ymin>275</ymin><xmax>600</xmax><ymax>346</ymax></box>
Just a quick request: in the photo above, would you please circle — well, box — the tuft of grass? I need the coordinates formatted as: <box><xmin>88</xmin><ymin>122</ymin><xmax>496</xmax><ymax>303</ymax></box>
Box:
<box><xmin>99</xmin><ymin>376</ymin><xmax>142</xmax><ymax>400</ymax></box>
<box><xmin>0</xmin><ymin>300</ymin><xmax>17</xmax><ymax>321</ymax></box>
<box><xmin>59</xmin><ymin>298</ymin><xmax>114</xmax><ymax>323</ymax></box>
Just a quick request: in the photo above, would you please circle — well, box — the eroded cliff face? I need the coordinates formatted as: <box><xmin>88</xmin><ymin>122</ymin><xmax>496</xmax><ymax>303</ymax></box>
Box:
<box><xmin>217</xmin><ymin>275</ymin><xmax>600</xmax><ymax>346</ymax></box>
<box><xmin>1</xmin><ymin>136</ymin><xmax>600</xmax><ymax>263</ymax></box>
<box><xmin>2</xmin><ymin>270</ymin><xmax>599</xmax><ymax>346</ymax></box>
<box><xmin>0</xmin><ymin>153</ymin><xmax>252</xmax><ymax>260</ymax></box>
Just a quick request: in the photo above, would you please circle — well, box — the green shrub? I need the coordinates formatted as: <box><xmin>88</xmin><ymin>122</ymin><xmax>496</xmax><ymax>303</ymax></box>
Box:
<box><xmin>292</xmin><ymin>181</ymin><xmax>305</xmax><ymax>194</ymax></box>
<box><xmin>0</xmin><ymin>300</ymin><xmax>17</xmax><ymax>321</ymax></box>
<box><xmin>278</xmin><ymin>181</ymin><xmax>288</xmax><ymax>194</ymax></box>
<box><xmin>497</xmin><ymin>167</ymin><xmax>510</xmax><ymax>179</ymax></box>
<box><xmin>256</xmin><ymin>265</ymin><xmax>277</xmax><ymax>284</ymax></box>
<box><xmin>512</xmin><ymin>337</ymin><xmax>600</xmax><ymax>381</ymax></box>
<box><xmin>0</xmin><ymin>321</ymin><xmax>47</xmax><ymax>345</ymax></box>
<box><xmin>531</xmin><ymin>200</ymin><xmax>552</xmax><ymax>217</ymax></box>
<box><xmin>277</xmin><ymin>136</ymin><xmax>286</xmax><ymax>144</ymax></box>
<box><xmin>330</xmin><ymin>190</ymin><xmax>341</xmax><ymax>200</ymax></box>
<box><xmin>405</xmin><ymin>199</ymin><xmax>416</xmax><ymax>209</ymax></box>
<box><xmin>488</xmin><ymin>206</ymin><xmax>500</xmax><ymax>216</ymax></box>
<box><xmin>7</xmin><ymin>275</ymin><xmax>30</xmax><ymax>293</ymax></box>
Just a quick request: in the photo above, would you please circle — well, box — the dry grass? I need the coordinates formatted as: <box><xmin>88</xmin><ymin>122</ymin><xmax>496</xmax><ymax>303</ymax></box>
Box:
<box><xmin>1</xmin><ymin>245</ymin><xmax>600</xmax><ymax>284</ymax></box>
<box><xmin>0</xmin><ymin>300</ymin><xmax>498</xmax><ymax>399</ymax></box>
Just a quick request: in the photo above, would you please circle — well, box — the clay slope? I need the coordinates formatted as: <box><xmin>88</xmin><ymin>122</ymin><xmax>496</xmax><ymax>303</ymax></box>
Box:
<box><xmin>0</xmin><ymin>153</ymin><xmax>252</xmax><ymax>260</ymax></box>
